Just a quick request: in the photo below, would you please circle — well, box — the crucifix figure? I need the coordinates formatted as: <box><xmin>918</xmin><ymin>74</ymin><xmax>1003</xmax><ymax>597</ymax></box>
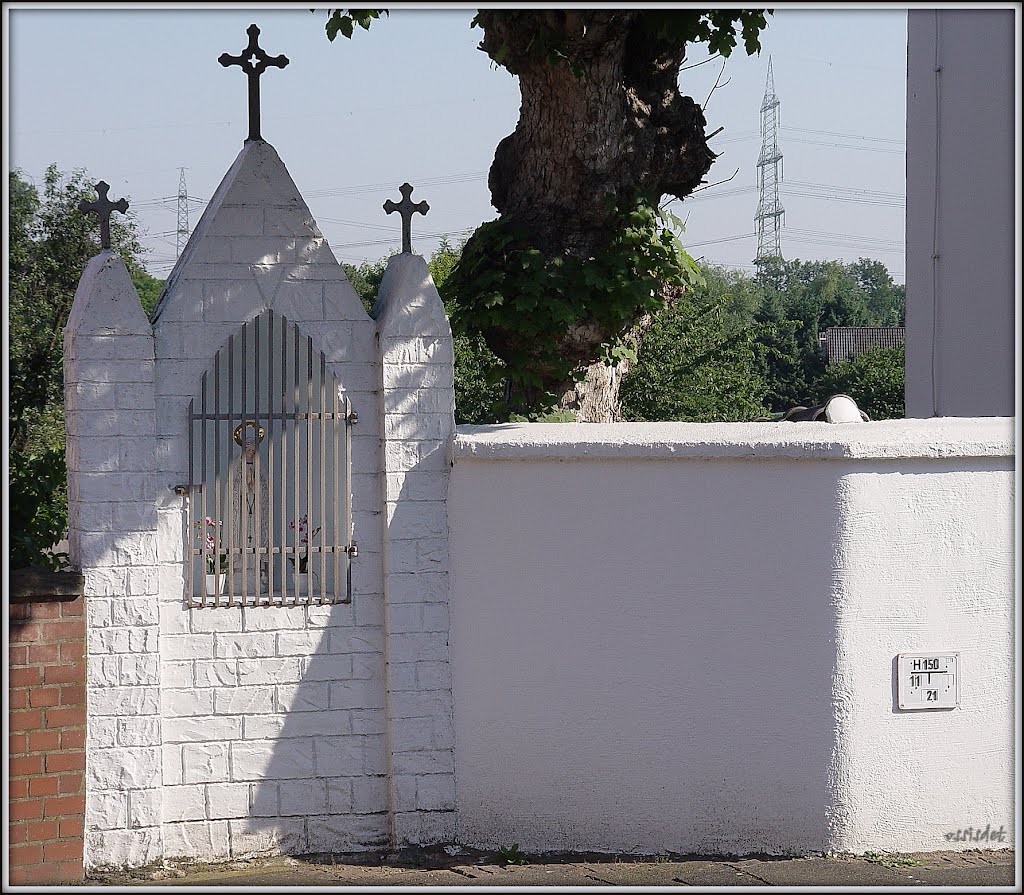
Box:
<box><xmin>219</xmin><ymin>24</ymin><xmax>289</xmax><ymax>142</ymax></box>
<box><xmin>78</xmin><ymin>182</ymin><xmax>129</xmax><ymax>250</ymax></box>
<box><xmin>383</xmin><ymin>183</ymin><xmax>429</xmax><ymax>254</ymax></box>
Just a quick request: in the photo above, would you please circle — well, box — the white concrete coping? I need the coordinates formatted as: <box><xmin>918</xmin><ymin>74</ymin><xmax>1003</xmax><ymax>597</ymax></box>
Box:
<box><xmin>453</xmin><ymin>417</ymin><xmax>1015</xmax><ymax>462</ymax></box>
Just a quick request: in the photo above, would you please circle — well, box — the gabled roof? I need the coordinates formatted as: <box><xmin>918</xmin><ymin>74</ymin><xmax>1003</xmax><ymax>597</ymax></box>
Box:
<box><xmin>819</xmin><ymin>326</ymin><xmax>905</xmax><ymax>365</ymax></box>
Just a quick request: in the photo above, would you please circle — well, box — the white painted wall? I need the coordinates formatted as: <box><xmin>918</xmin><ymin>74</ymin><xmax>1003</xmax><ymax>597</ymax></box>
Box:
<box><xmin>449</xmin><ymin>420</ymin><xmax>1014</xmax><ymax>856</ymax></box>
<box><xmin>905</xmin><ymin>9</ymin><xmax>1017</xmax><ymax>418</ymax></box>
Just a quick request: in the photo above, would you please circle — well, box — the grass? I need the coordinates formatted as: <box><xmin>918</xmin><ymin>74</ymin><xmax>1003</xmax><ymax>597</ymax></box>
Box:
<box><xmin>863</xmin><ymin>850</ymin><xmax>920</xmax><ymax>868</ymax></box>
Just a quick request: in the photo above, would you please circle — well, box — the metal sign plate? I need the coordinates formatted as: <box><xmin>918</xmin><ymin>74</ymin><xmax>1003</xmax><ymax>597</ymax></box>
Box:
<box><xmin>897</xmin><ymin>652</ymin><xmax>960</xmax><ymax>710</ymax></box>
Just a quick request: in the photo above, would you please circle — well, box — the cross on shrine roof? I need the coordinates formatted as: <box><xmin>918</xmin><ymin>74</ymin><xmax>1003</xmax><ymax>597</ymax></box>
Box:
<box><xmin>219</xmin><ymin>24</ymin><xmax>289</xmax><ymax>142</ymax></box>
<box><xmin>78</xmin><ymin>181</ymin><xmax>129</xmax><ymax>250</ymax></box>
<box><xmin>383</xmin><ymin>183</ymin><xmax>430</xmax><ymax>255</ymax></box>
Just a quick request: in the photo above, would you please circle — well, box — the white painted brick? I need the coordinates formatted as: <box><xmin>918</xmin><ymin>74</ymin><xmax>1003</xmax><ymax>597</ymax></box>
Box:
<box><xmin>111</xmin><ymin>597</ymin><xmax>159</xmax><ymax>628</ymax></box>
<box><xmin>163</xmin><ymin>820</ymin><xmax>230</xmax><ymax>862</ymax></box>
<box><xmin>89</xmin><ymin>627</ymin><xmax>131</xmax><ymax>656</ymax></box>
<box><xmin>301</xmin><ymin>653</ymin><xmax>352</xmax><ymax>681</ymax></box>
<box><xmin>163</xmin><ymin>688</ymin><xmax>215</xmax><ymax>717</ymax></box>
<box><xmin>387</xmin><ymin>604</ymin><xmax>423</xmax><ymax>634</ymax></box>
<box><xmin>206</xmin><ymin>782</ymin><xmax>251</xmax><ymax>819</ymax></box>
<box><xmin>160</xmin><ymin>603</ymin><xmax>191</xmax><ymax>635</ymax></box>
<box><xmin>352</xmin><ymin>776</ymin><xmax>389</xmax><ymax>814</ymax></box>
<box><xmin>88</xmin><ymin>746</ymin><xmax>161</xmax><ymax>790</ymax></box>
<box><xmin>182</xmin><ymin>742</ymin><xmax>230</xmax><ymax>784</ymax></box>
<box><xmin>416</xmin><ymin>773</ymin><xmax>455</xmax><ymax>811</ymax></box>
<box><xmin>328</xmin><ymin>627</ymin><xmax>384</xmax><ymax>655</ymax></box>
<box><xmin>350</xmin><ymin>654</ymin><xmax>385</xmax><ymax>681</ymax></box>
<box><xmin>388</xmin><ymin>717</ymin><xmax>434</xmax><ymax>753</ymax></box>
<box><xmin>163</xmin><ymin>744</ymin><xmax>184</xmax><ymax>785</ymax></box>
<box><xmin>388</xmin><ymin>572</ymin><xmax>448</xmax><ymax>604</ymax></box>
<box><xmin>228</xmin><ymin>818</ymin><xmax>306</xmax><ymax>859</ymax></box>
<box><xmin>206</xmin><ymin>205</ymin><xmax>264</xmax><ymax>237</ymax></box>
<box><xmin>163</xmin><ymin>661</ymin><xmax>194</xmax><ymax>688</ymax></box>
<box><xmin>350</xmin><ymin>710</ymin><xmax>386</xmax><ymax>736</ymax></box>
<box><xmin>90</xmin><ymin>686</ymin><xmax>159</xmax><ymax>716</ymax></box>
<box><xmin>275</xmin><ymin>682</ymin><xmax>329</xmax><ymax>712</ymax></box>
<box><xmin>325</xmin><ymin>778</ymin><xmax>353</xmax><ymax>814</ymax></box>
<box><xmin>84</xmin><ymin>568</ymin><xmax>128</xmax><ymax>599</ymax></box>
<box><xmin>416</xmin><ymin>660</ymin><xmax>452</xmax><ymax>690</ymax></box>
<box><xmin>85</xmin><ymin>828</ymin><xmax>162</xmax><ymax>872</ymax></box>
<box><xmin>164</xmin><ymin>716</ymin><xmax>243</xmax><ymax>744</ymax></box>
<box><xmin>279</xmin><ymin>779</ymin><xmax>327</xmax><ymax>816</ymax></box>
<box><xmin>231</xmin><ymin>740</ymin><xmax>314</xmax><ymax>781</ymax></box>
<box><xmin>130</xmin><ymin>626</ymin><xmax>158</xmax><ymax>653</ymax></box>
<box><xmin>393</xmin><ymin>775</ymin><xmax>417</xmax><ymax>812</ymax></box>
<box><xmin>215</xmin><ymin>632</ymin><xmax>277</xmax><ymax>658</ymax></box>
<box><xmin>88</xmin><ymin>717</ymin><xmax>118</xmax><ymax>749</ymax></box>
<box><xmin>390</xmin><ymin>692</ymin><xmax>451</xmax><ymax>721</ymax></box>
<box><xmin>120</xmin><ymin>654</ymin><xmax>160</xmax><ymax>686</ymax></box>
<box><xmin>250</xmin><ymin>781</ymin><xmax>279</xmax><ymax>817</ymax></box>
<box><xmin>163</xmin><ymin>634</ymin><xmax>215</xmax><ymax>660</ymax></box>
<box><xmin>276</xmin><ymin>630</ymin><xmax>328</xmax><ymax>656</ymax></box>
<box><xmin>389</xmin><ymin>662</ymin><xmax>418</xmax><ymax>692</ymax></box>
<box><xmin>87</xmin><ymin>790</ymin><xmax>129</xmax><ymax>831</ymax></box>
<box><xmin>362</xmin><ymin>738</ymin><xmax>389</xmax><ymax>775</ymax></box>
<box><xmin>237</xmin><ymin>657</ymin><xmax>302</xmax><ymax>686</ymax></box>
<box><xmin>390</xmin><ymin>631</ymin><xmax>449</xmax><ymax>663</ymax></box>
<box><xmin>241</xmin><ymin>606</ymin><xmax>306</xmax><ymax>632</ymax></box>
<box><xmin>329</xmin><ymin>680</ymin><xmax>385</xmax><ymax>710</ymax></box>
<box><xmin>117</xmin><ymin>716</ymin><xmax>161</xmax><ymax>747</ymax></box>
<box><xmin>417</xmin><ymin>809</ymin><xmax>456</xmax><ymax>844</ymax></box>
<box><xmin>128</xmin><ymin>789</ymin><xmax>162</xmax><ymax>829</ymax></box>
<box><xmin>194</xmin><ymin>660</ymin><xmax>238</xmax><ymax>688</ymax></box>
<box><xmin>189</xmin><ymin>608</ymin><xmax>245</xmax><ymax>633</ymax></box>
<box><xmin>241</xmin><ymin>714</ymin><xmax>286</xmax><ymax>740</ymax></box>
<box><xmin>88</xmin><ymin>655</ymin><xmax>120</xmax><ymax>687</ymax></box>
<box><xmin>306</xmin><ymin>814</ymin><xmax>388</xmax><ymax>853</ymax></box>
<box><xmin>214</xmin><ymin>686</ymin><xmax>275</xmax><ymax>715</ymax></box>
<box><xmin>163</xmin><ymin>784</ymin><xmax>207</xmax><ymax>822</ymax></box>
<box><xmin>393</xmin><ymin>750</ymin><xmax>454</xmax><ymax>776</ymax></box>
<box><xmin>422</xmin><ymin>604</ymin><xmax>449</xmax><ymax>633</ymax></box>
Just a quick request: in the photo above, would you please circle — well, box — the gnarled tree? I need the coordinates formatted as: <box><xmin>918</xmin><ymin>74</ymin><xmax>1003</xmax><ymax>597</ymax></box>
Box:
<box><xmin>324</xmin><ymin>9</ymin><xmax>771</xmax><ymax>419</ymax></box>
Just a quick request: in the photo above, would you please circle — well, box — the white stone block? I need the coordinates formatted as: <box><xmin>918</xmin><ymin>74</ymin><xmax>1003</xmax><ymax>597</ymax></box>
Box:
<box><xmin>129</xmin><ymin>626</ymin><xmax>158</xmax><ymax>653</ymax></box>
<box><xmin>228</xmin><ymin>818</ymin><xmax>306</xmax><ymax>859</ymax></box>
<box><xmin>163</xmin><ymin>634</ymin><xmax>215</xmax><ymax>660</ymax></box>
<box><xmin>361</xmin><ymin>738</ymin><xmax>389</xmax><ymax>776</ymax></box>
<box><xmin>88</xmin><ymin>717</ymin><xmax>117</xmax><ymax>749</ymax></box>
<box><xmin>120</xmin><ymin>654</ymin><xmax>160</xmax><ymax>687</ymax></box>
<box><xmin>193</xmin><ymin>660</ymin><xmax>238</xmax><ymax>688</ymax></box>
<box><xmin>416</xmin><ymin>773</ymin><xmax>455</xmax><ymax>812</ymax></box>
<box><xmin>329</xmin><ymin>680</ymin><xmax>385</xmax><ymax>711</ymax></box>
<box><xmin>215</xmin><ymin>632</ymin><xmax>277</xmax><ymax>658</ymax></box>
<box><xmin>326</xmin><ymin>626</ymin><xmax>383</xmax><ymax>655</ymax></box>
<box><xmin>276</xmin><ymin>630</ymin><xmax>328</xmax><ymax>656</ymax></box>
<box><xmin>206</xmin><ymin>783</ymin><xmax>252</xmax><ymax>820</ymax></box>
<box><xmin>387</xmin><ymin>604</ymin><xmax>423</xmax><ymax>634</ymax></box>
<box><xmin>389</xmin><ymin>662</ymin><xmax>418</xmax><ymax>692</ymax></box>
<box><xmin>417</xmin><ymin>810</ymin><xmax>456</xmax><ymax>844</ymax></box>
<box><xmin>388</xmin><ymin>718</ymin><xmax>434</xmax><ymax>753</ymax></box>
<box><xmin>350</xmin><ymin>653</ymin><xmax>385</xmax><ymax>681</ymax></box>
<box><xmin>162</xmin><ymin>661</ymin><xmax>194</xmax><ymax>688</ymax></box>
<box><xmin>390</xmin><ymin>692</ymin><xmax>451</xmax><ymax>721</ymax></box>
<box><xmin>306</xmin><ymin>814</ymin><xmax>388</xmax><ymax>853</ymax></box>
<box><xmin>206</xmin><ymin>205</ymin><xmax>264</xmax><ymax>238</ymax></box>
<box><xmin>389</xmin><ymin>632</ymin><xmax>449</xmax><ymax>664</ymax></box>
<box><xmin>300</xmin><ymin>653</ymin><xmax>353</xmax><ymax>681</ymax></box>
<box><xmin>117</xmin><ymin>716</ymin><xmax>161</xmax><ymax>747</ymax></box>
<box><xmin>160</xmin><ymin>603</ymin><xmax>191</xmax><ymax>636</ymax></box>
<box><xmin>214</xmin><ymin>686</ymin><xmax>275</xmax><ymax>715</ymax></box>
<box><xmin>309</xmin><ymin>736</ymin><xmax>366</xmax><ymax>778</ymax></box>
<box><xmin>128</xmin><ymin>789</ymin><xmax>162</xmax><ymax>829</ymax></box>
<box><xmin>84</xmin><ymin>568</ymin><xmax>128</xmax><ymax>599</ymax></box>
<box><xmin>125</xmin><ymin>567</ymin><xmax>159</xmax><ymax>597</ymax></box>
<box><xmin>189</xmin><ymin>608</ymin><xmax>245</xmax><ymax>634</ymax></box>
<box><xmin>164</xmin><ymin>716</ymin><xmax>243</xmax><ymax>744</ymax></box>
<box><xmin>87</xmin><ymin>790</ymin><xmax>129</xmax><ymax>831</ymax></box>
<box><xmin>350</xmin><ymin>711</ymin><xmax>386</xmax><ymax>736</ymax></box>
<box><xmin>240</xmin><ymin>714</ymin><xmax>287</xmax><ymax>741</ymax></box>
<box><xmin>111</xmin><ymin>597</ymin><xmax>159</xmax><ymax>628</ymax></box>
<box><xmin>88</xmin><ymin>655</ymin><xmax>120</xmax><ymax>688</ymax></box>
<box><xmin>90</xmin><ymin>686</ymin><xmax>159</xmax><ymax>717</ymax></box>
<box><xmin>163</xmin><ymin>744</ymin><xmax>183</xmax><ymax>786</ymax></box>
<box><xmin>89</xmin><ymin>627</ymin><xmax>132</xmax><ymax>655</ymax></box>
<box><xmin>162</xmin><ymin>784</ymin><xmax>207</xmax><ymax>822</ymax></box>
<box><xmin>85</xmin><ymin>828</ymin><xmax>162</xmax><ymax>872</ymax></box>
<box><xmin>88</xmin><ymin>746</ymin><xmax>161</xmax><ymax>791</ymax></box>
<box><xmin>393</xmin><ymin>775</ymin><xmax>417</xmax><ymax>812</ymax></box>
<box><xmin>393</xmin><ymin>750</ymin><xmax>454</xmax><ymax>777</ymax></box>
<box><xmin>231</xmin><ymin>740</ymin><xmax>314</xmax><ymax>781</ymax></box>
<box><xmin>163</xmin><ymin>688</ymin><xmax>215</xmax><ymax>717</ymax></box>
<box><xmin>237</xmin><ymin>657</ymin><xmax>302</xmax><ymax>686</ymax></box>
<box><xmin>162</xmin><ymin>820</ymin><xmax>230</xmax><ymax>862</ymax></box>
<box><xmin>415</xmin><ymin>660</ymin><xmax>452</xmax><ymax>690</ymax></box>
<box><xmin>182</xmin><ymin>742</ymin><xmax>230</xmax><ymax>784</ymax></box>
<box><xmin>325</xmin><ymin>778</ymin><xmax>353</xmax><ymax>814</ymax></box>
<box><xmin>279</xmin><ymin>779</ymin><xmax>327</xmax><ymax>816</ymax></box>
<box><xmin>241</xmin><ymin>606</ymin><xmax>306</xmax><ymax>632</ymax></box>
<box><xmin>275</xmin><ymin>682</ymin><xmax>329</xmax><ymax>712</ymax></box>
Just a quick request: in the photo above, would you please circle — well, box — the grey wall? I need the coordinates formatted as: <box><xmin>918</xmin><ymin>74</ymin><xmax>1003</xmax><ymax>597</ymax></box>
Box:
<box><xmin>905</xmin><ymin>9</ymin><xmax>1016</xmax><ymax>417</ymax></box>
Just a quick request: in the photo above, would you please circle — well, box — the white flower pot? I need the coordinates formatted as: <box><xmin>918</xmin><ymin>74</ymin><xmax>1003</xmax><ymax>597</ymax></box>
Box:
<box><xmin>205</xmin><ymin>573</ymin><xmax>227</xmax><ymax>597</ymax></box>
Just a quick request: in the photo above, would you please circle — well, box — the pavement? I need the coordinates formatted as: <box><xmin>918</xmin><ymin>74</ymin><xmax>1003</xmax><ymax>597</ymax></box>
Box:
<box><xmin>85</xmin><ymin>847</ymin><xmax>1017</xmax><ymax>889</ymax></box>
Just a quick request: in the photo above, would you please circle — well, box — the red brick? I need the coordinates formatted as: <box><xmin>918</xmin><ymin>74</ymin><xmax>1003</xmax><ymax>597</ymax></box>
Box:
<box><xmin>29</xmin><ymin>776</ymin><xmax>59</xmax><ymax>797</ymax></box>
<box><xmin>28</xmin><ymin>730</ymin><xmax>61</xmax><ymax>752</ymax></box>
<box><xmin>58</xmin><ymin>773</ymin><xmax>84</xmax><ymax>794</ymax></box>
<box><xmin>43</xmin><ymin>794</ymin><xmax>85</xmax><ymax>817</ymax></box>
<box><xmin>8</xmin><ymin>822</ymin><xmax>27</xmax><ymax>844</ymax></box>
<box><xmin>9</xmin><ymin>622</ymin><xmax>42</xmax><ymax>644</ymax></box>
<box><xmin>29</xmin><ymin>642</ymin><xmax>60</xmax><ymax>663</ymax></box>
<box><xmin>9</xmin><ymin>666</ymin><xmax>43</xmax><ymax>687</ymax></box>
<box><xmin>26</xmin><ymin>818</ymin><xmax>60</xmax><ymax>841</ymax></box>
<box><xmin>9</xmin><ymin>709</ymin><xmax>43</xmax><ymax>732</ymax></box>
<box><xmin>29</xmin><ymin>687</ymin><xmax>61</xmax><ymax>708</ymax></box>
<box><xmin>31</xmin><ymin>602</ymin><xmax>62</xmax><ymax>619</ymax></box>
<box><xmin>8</xmin><ymin>689</ymin><xmax>29</xmax><ymax>709</ymax></box>
<box><xmin>9</xmin><ymin>604</ymin><xmax>33</xmax><ymax>622</ymax></box>
<box><xmin>9</xmin><ymin>644</ymin><xmax>29</xmax><ymax>665</ymax></box>
<box><xmin>59</xmin><ymin>685</ymin><xmax>86</xmax><ymax>706</ymax></box>
<box><xmin>9</xmin><ymin>800</ymin><xmax>43</xmax><ymax>821</ymax></box>
<box><xmin>60</xmin><ymin>641</ymin><xmax>85</xmax><ymax>662</ymax></box>
<box><xmin>52</xmin><ymin>861</ymin><xmax>85</xmax><ymax>882</ymax></box>
<box><xmin>44</xmin><ymin>707</ymin><xmax>84</xmax><ymax>729</ymax></box>
<box><xmin>10</xmin><ymin>754</ymin><xmax>43</xmax><ymax>776</ymax></box>
<box><xmin>46</xmin><ymin>619</ymin><xmax>84</xmax><ymax>642</ymax></box>
<box><xmin>59</xmin><ymin>816</ymin><xmax>85</xmax><ymax>839</ymax></box>
<box><xmin>9</xmin><ymin>843</ymin><xmax>43</xmax><ymax>866</ymax></box>
<box><xmin>44</xmin><ymin>663</ymin><xmax>85</xmax><ymax>685</ymax></box>
<box><xmin>60</xmin><ymin>728</ymin><xmax>86</xmax><ymax>750</ymax></box>
<box><xmin>44</xmin><ymin>840</ymin><xmax>82</xmax><ymax>863</ymax></box>
<box><xmin>46</xmin><ymin>751</ymin><xmax>85</xmax><ymax>774</ymax></box>
<box><xmin>10</xmin><ymin>862</ymin><xmax>80</xmax><ymax>884</ymax></box>
<box><xmin>9</xmin><ymin>733</ymin><xmax>28</xmax><ymax>755</ymax></box>
<box><xmin>60</xmin><ymin>598</ymin><xmax>85</xmax><ymax>617</ymax></box>
<box><xmin>9</xmin><ymin>778</ymin><xmax>29</xmax><ymax>799</ymax></box>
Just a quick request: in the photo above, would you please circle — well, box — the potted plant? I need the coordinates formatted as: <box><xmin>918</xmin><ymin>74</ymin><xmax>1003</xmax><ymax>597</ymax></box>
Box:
<box><xmin>288</xmin><ymin>515</ymin><xmax>321</xmax><ymax>594</ymax></box>
<box><xmin>196</xmin><ymin>517</ymin><xmax>229</xmax><ymax>596</ymax></box>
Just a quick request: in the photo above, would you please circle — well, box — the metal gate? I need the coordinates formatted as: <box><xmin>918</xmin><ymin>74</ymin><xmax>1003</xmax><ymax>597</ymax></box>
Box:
<box><xmin>185</xmin><ymin>309</ymin><xmax>356</xmax><ymax>608</ymax></box>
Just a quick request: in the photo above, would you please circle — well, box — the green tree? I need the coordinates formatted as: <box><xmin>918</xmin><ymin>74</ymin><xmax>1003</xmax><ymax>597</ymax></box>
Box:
<box><xmin>813</xmin><ymin>345</ymin><xmax>905</xmax><ymax>420</ymax></box>
<box><xmin>9</xmin><ymin>166</ymin><xmax>152</xmax><ymax>570</ymax></box>
<box><xmin>324</xmin><ymin>9</ymin><xmax>771</xmax><ymax>418</ymax></box>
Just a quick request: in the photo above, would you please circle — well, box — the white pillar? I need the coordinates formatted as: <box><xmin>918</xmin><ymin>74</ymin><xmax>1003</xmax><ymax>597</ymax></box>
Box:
<box><xmin>64</xmin><ymin>251</ymin><xmax>163</xmax><ymax>869</ymax></box>
<box><xmin>373</xmin><ymin>254</ymin><xmax>457</xmax><ymax>846</ymax></box>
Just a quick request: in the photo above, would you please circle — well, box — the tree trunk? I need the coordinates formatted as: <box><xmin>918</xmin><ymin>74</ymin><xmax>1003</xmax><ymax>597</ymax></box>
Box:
<box><xmin>470</xmin><ymin>11</ymin><xmax>718</xmax><ymax>420</ymax></box>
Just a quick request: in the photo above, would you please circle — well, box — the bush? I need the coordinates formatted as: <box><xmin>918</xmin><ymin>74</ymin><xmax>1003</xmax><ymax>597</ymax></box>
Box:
<box><xmin>813</xmin><ymin>345</ymin><xmax>905</xmax><ymax>420</ymax></box>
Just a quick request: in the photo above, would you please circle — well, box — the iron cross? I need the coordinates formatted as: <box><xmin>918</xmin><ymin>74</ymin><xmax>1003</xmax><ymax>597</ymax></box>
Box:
<box><xmin>78</xmin><ymin>182</ymin><xmax>129</xmax><ymax>250</ymax></box>
<box><xmin>383</xmin><ymin>183</ymin><xmax>430</xmax><ymax>254</ymax></box>
<box><xmin>219</xmin><ymin>24</ymin><xmax>289</xmax><ymax>142</ymax></box>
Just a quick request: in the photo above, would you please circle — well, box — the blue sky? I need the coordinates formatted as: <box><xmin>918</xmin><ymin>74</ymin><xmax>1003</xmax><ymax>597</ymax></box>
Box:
<box><xmin>5</xmin><ymin>4</ymin><xmax>909</xmax><ymax>282</ymax></box>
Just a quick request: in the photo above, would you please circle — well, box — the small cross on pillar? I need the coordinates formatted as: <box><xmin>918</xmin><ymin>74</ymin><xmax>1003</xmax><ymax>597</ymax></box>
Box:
<box><xmin>78</xmin><ymin>181</ymin><xmax>129</xmax><ymax>250</ymax></box>
<box><xmin>219</xmin><ymin>24</ymin><xmax>289</xmax><ymax>142</ymax></box>
<box><xmin>383</xmin><ymin>183</ymin><xmax>429</xmax><ymax>255</ymax></box>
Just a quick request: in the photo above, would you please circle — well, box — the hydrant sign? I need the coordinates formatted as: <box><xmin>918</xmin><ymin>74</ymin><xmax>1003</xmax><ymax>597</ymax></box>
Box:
<box><xmin>897</xmin><ymin>652</ymin><xmax>960</xmax><ymax>710</ymax></box>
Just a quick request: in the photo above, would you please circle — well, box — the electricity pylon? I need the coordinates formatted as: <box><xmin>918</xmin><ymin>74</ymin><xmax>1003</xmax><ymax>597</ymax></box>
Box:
<box><xmin>754</xmin><ymin>57</ymin><xmax>784</xmax><ymax>266</ymax></box>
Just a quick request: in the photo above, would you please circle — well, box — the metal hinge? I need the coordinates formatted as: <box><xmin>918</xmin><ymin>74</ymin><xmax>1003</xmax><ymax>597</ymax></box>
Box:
<box><xmin>348</xmin><ymin>409</ymin><xmax>358</xmax><ymax>425</ymax></box>
<box><xmin>347</xmin><ymin>542</ymin><xmax>359</xmax><ymax>558</ymax></box>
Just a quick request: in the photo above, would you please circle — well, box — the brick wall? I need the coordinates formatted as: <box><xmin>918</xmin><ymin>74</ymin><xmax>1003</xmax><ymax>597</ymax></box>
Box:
<box><xmin>9</xmin><ymin>590</ymin><xmax>87</xmax><ymax>885</ymax></box>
